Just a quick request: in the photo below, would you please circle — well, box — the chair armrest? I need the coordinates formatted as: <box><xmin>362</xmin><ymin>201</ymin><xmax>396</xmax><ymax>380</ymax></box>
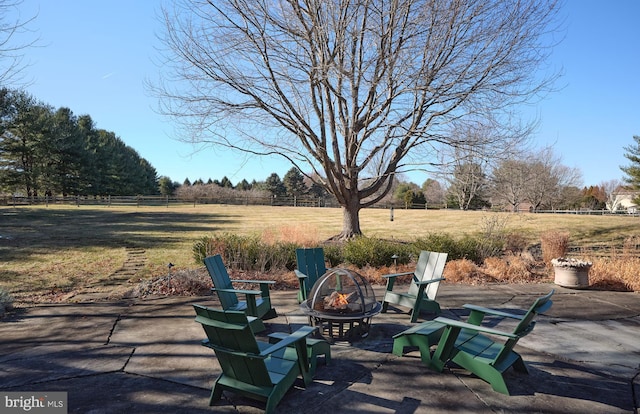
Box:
<box><xmin>201</xmin><ymin>339</ymin><xmax>268</xmax><ymax>359</ymax></box>
<box><xmin>212</xmin><ymin>287</ymin><xmax>262</xmax><ymax>296</ymax></box>
<box><xmin>259</xmin><ymin>326</ymin><xmax>317</xmax><ymax>356</ymax></box>
<box><xmin>462</xmin><ymin>304</ymin><xmax>524</xmax><ymax>320</ymax></box>
<box><xmin>382</xmin><ymin>271</ymin><xmax>414</xmax><ymax>279</ymax></box>
<box><xmin>294</xmin><ymin>270</ymin><xmax>308</xmax><ymax>279</ymax></box>
<box><xmin>434</xmin><ymin>317</ymin><xmax>518</xmax><ymax>338</ymax></box>
<box><xmin>414</xmin><ymin>277</ymin><xmax>446</xmax><ymax>286</ymax></box>
<box><xmin>231</xmin><ymin>279</ymin><xmax>276</xmax><ymax>285</ymax></box>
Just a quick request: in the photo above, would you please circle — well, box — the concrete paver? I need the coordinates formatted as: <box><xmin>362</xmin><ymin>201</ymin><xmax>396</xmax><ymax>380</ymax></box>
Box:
<box><xmin>1</xmin><ymin>283</ymin><xmax>639</xmax><ymax>413</ymax></box>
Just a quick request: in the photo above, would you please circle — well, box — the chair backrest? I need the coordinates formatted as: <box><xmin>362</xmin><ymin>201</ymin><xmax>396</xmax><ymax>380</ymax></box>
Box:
<box><xmin>494</xmin><ymin>290</ymin><xmax>554</xmax><ymax>366</ymax></box>
<box><xmin>408</xmin><ymin>251</ymin><xmax>448</xmax><ymax>300</ymax></box>
<box><xmin>296</xmin><ymin>247</ymin><xmax>327</xmax><ymax>289</ymax></box>
<box><xmin>193</xmin><ymin>304</ymin><xmax>272</xmax><ymax>387</ymax></box>
<box><xmin>512</xmin><ymin>289</ymin><xmax>554</xmax><ymax>337</ymax></box>
<box><xmin>204</xmin><ymin>255</ymin><xmax>239</xmax><ymax>310</ymax></box>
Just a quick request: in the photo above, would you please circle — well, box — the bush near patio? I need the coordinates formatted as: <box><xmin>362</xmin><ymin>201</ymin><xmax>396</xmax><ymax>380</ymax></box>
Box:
<box><xmin>190</xmin><ymin>230</ymin><xmax>640</xmax><ymax>294</ymax></box>
<box><xmin>194</xmin><ymin>232</ymin><xmax>490</xmax><ymax>270</ymax></box>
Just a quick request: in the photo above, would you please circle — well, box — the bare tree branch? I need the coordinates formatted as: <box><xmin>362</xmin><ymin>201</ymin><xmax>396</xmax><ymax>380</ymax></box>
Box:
<box><xmin>151</xmin><ymin>0</ymin><xmax>562</xmax><ymax>237</ymax></box>
<box><xmin>0</xmin><ymin>0</ymin><xmax>38</xmax><ymax>87</ymax></box>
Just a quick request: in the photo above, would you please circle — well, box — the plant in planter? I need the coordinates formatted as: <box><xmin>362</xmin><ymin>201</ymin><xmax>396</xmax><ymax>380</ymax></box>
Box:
<box><xmin>551</xmin><ymin>258</ymin><xmax>592</xmax><ymax>289</ymax></box>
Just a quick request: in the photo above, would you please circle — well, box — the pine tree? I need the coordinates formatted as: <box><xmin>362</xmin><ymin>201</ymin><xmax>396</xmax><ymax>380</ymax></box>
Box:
<box><xmin>621</xmin><ymin>136</ymin><xmax>640</xmax><ymax>204</ymax></box>
<box><xmin>283</xmin><ymin>167</ymin><xmax>307</xmax><ymax>197</ymax></box>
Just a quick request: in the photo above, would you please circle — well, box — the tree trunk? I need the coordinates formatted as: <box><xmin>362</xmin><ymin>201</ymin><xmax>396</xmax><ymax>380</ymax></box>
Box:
<box><xmin>336</xmin><ymin>200</ymin><xmax>362</xmax><ymax>240</ymax></box>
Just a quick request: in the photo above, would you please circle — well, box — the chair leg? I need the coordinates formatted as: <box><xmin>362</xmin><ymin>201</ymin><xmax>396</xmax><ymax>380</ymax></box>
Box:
<box><xmin>262</xmin><ymin>307</ymin><xmax>278</xmax><ymax>320</ymax></box>
<box><xmin>209</xmin><ymin>383</ymin><xmax>223</xmax><ymax>406</ymax></box>
<box><xmin>265</xmin><ymin>396</ymin><xmax>278</xmax><ymax>414</ymax></box>
<box><xmin>511</xmin><ymin>355</ymin><xmax>529</xmax><ymax>374</ymax></box>
<box><xmin>453</xmin><ymin>354</ymin><xmax>511</xmax><ymax>395</ymax></box>
<box><xmin>485</xmin><ymin>370</ymin><xmax>510</xmax><ymax>395</ymax></box>
<box><xmin>393</xmin><ymin>334</ymin><xmax>434</xmax><ymax>365</ymax></box>
<box><xmin>409</xmin><ymin>307</ymin><xmax>420</xmax><ymax>323</ymax></box>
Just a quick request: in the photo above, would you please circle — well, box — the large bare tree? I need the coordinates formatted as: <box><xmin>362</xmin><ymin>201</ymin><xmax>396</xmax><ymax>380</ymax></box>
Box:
<box><xmin>601</xmin><ymin>179</ymin><xmax>623</xmax><ymax>212</ymax></box>
<box><xmin>154</xmin><ymin>0</ymin><xmax>561</xmax><ymax>238</ymax></box>
<box><xmin>490</xmin><ymin>159</ymin><xmax>530</xmax><ymax>212</ymax></box>
<box><xmin>525</xmin><ymin>148</ymin><xmax>582</xmax><ymax>211</ymax></box>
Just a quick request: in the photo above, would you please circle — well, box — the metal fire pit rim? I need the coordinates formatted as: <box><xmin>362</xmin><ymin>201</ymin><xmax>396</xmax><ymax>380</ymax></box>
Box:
<box><xmin>299</xmin><ymin>300</ymin><xmax>382</xmax><ymax>321</ymax></box>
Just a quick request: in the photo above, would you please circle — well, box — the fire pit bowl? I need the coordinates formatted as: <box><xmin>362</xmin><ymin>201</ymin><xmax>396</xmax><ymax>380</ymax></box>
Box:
<box><xmin>300</xmin><ymin>268</ymin><xmax>381</xmax><ymax>341</ymax></box>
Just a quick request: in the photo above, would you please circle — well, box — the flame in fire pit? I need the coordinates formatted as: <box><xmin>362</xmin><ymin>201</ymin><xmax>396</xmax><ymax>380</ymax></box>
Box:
<box><xmin>324</xmin><ymin>291</ymin><xmax>357</xmax><ymax>311</ymax></box>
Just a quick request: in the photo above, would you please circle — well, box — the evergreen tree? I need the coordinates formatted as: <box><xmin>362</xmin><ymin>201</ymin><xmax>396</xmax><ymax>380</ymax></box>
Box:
<box><xmin>265</xmin><ymin>173</ymin><xmax>286</xmax><ymax>197</ymax></box>
<box><xmin>621</xmin><ymin>135</ymin><xmax>640</xmax><ymax>203</ymax></box>
<box><xmin>159</xmin><ymin>176</ymin><xmax>177</xmax><ymax>196</ymax></box>
<box><xmin>220</xmin><ymin>176</ymin><xmax>233</xmax><ymax>188</ymax></box>
<box><xmin>394</xmin><ymin>182</ymin><xmax>425</xmax><ymax>208</ymax></box>
<box><xmin>0</xmin><ymin>90</ymin><xmax>50</xmax><ymax>197</ymax></box>
<box><xmin>47</xmin><ymin>107</ymin><xmax>85</xmax><ymax>196</ymax></box>
<box><xmin>0</xmin><ymin>92</ymin><xmax>160</xmax><ymax>197</ymax></box>
<box><xmin>236</xmin><ymin>179</ymin><xmax>251</xmax><ymax>191</ymax></box>
<box><xmin>308</xmin><ymin>181</ymin><xmax>327</xmax><ymax>198</ymax></box>
<box><xmin>283</xmin><ymin>167</ymin><xmax>307</xmax><ymax>197</ymax></box>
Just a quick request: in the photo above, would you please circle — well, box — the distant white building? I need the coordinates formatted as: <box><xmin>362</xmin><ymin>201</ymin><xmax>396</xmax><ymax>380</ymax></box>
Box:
<box><xmin>609</xmin><ymin>191</ymin><xmax>638</xmax><ymax>213</ymax></box>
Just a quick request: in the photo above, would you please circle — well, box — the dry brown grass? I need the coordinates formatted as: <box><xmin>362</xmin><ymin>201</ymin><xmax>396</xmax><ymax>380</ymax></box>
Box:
<box><xmin>442</xmin><ymin>259</ymin><xmax>489</xmax><ymax>284</ymax></box>
<box><xmin>261</xmin><ymin>224</ymin><xmax>322</xmax><ymax>246</ymax></box>
<box><xmin>540</xmin><ymin>231</ymin><xmax>570</xmax><ymax>265</ymax></box>
<box><xmin>441</xmin><ymin>255</ymin><xmax>546</xmax><ymax>286</ymax></box>
<box><xmin>589</xmin><ymin>258</ymin><xmax>638</xmax><ymax>291</ymax></box>
<box><xmin>577</xmin><ymin>244</ymin><xmax>640</xmax><ymax>292</ymax></box>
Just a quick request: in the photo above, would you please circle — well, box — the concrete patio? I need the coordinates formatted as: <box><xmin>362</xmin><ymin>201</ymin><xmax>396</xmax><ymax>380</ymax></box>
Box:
<box><xmin>1</xmin><ymin>283</ymin><xmax>639</xmax><ymax>413</ymax></box>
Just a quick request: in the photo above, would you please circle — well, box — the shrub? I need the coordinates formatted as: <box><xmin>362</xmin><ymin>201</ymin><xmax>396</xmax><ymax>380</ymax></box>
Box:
<box><xmin>412</xmin><ymin>233</ymin><xmax>484</xmax><ymax>263</ymax></box>
<box><xmin>483</xmin><ymin>256</ymin><xmax>509</xmax><ymax>280</ymax></box>
<box><xmin>323</xmin><ymin>244</ymin><xmax>344</xmax><ymax>268</ymax></box>
<box><xmin>192</xmin><ymin>233</ymin><xmax>297</xmax><ymax>272</ymax></box>
<box><xmin>342</xmin><ymin>237</ymin><xmax>413</xmax><ymax>268</ymax></box>
<box><xmin>442</xmin><ymin>259</ymin><xmax>480</xmax><ymax>283</ymax></box>
<box><xmin>504</xmin><ymin>232</ymin><xmax>528</xmax><ymax>254</ymax></box>
<box><xmin>483</xmin><ymin>255</ymin><xmax>535</xmax><ymax>283</ymax></box>
<box><xmin>457</xmin><ymin>235</ymin><xmax>484</xmax><ymax>263</ymax></box>
<box><xmin>192</xmin><ymin>233</ymin><xmax>262</xmax><ymax>266</ymax></box>
<box><xmin>412</xmin><ymin>233</ymin><xmax>458</xmax><ymax>258</ymax></box>
<box><xmin>590</xmin><ymin>256</ymin><xmax>639</xmax><ymax>292</ymax></box>
<box><xmin>540</xmin><ymin>231</ymin><xmax>570</xmax><ymax>265</ymax></box>
<box><xmin>259</xmin><ymin>242</ymin><xmax>298</xmax><ymax>271</ymax></box>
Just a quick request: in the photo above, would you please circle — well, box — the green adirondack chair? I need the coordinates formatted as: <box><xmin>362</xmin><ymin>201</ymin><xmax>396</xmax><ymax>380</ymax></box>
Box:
<box><xmin>204</xmin><ymin>255</ymin><xmax>278</xmax><ymax>322</ymax></box>
<box><xmin>429</xmin><ymin>290</ymin><xmax>555</xmax><ymax>395</ymax></box>
<box><xmin>193</xmin><ymin>305</ymin><xmax>317</xmax><ymax>413</ymax></box>
<box><xmin>294</xmin><ymin>247</ymin><xmax>328</xmax><ymax>303</ymax></box>
<box><xmin>381</xmin><ymin>250</ymin><xmax>448</xmax><ymax>322</ymax></box>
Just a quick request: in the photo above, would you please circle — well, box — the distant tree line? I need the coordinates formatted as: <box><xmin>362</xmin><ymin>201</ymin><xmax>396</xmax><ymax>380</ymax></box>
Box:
<box><xmin>166</xmin><ymin>168</ymin><xmax>330</xmax><ymax>202</ymax></box>
<box><xmin>170</xmin><ymin>154</ymin><xmax>625</xmax><ymax>213</ymax></box>
<box><xmin>2</xmin><ymin>79</ymin><xmax>634</xmax><ymax>212</ymax></box>
<box><xmin>0</xmin><ymin>88</ymin><xmax>159</xmax><ymax>197</ymax></box>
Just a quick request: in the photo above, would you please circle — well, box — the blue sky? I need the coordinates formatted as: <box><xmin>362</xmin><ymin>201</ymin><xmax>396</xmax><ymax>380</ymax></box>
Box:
<box><xmin>15</xmin><ymin>0</ymin><xmax>640</xmax><ymax>187</ymax></box>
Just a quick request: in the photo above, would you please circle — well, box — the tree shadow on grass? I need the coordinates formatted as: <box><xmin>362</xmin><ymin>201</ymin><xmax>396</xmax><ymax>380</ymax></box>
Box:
<box><xmin>0</xmin><ymin>208</ymin><xmax>240</xmax><ymax>262</ymax></box>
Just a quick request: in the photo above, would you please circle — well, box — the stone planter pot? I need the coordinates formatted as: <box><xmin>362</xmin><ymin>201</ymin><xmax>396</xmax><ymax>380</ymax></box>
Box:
<box><xmin>552</xmin><ymin>259</ymin><xmax>591</xmax><ymax>289</ymax></box>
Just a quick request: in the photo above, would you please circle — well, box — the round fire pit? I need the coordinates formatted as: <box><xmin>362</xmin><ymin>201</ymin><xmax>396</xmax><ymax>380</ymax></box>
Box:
<box><xmin>300</xmin><ymin>268</ymin><xmax>381</xmax><ymax>342</ymax></box>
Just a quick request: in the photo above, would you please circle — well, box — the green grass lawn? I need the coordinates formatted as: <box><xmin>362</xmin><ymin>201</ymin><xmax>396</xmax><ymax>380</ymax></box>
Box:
<box><xmin>1</xmin><ymin>204</ymin><xmax>638</xmax><ymax>302</ymax></box>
